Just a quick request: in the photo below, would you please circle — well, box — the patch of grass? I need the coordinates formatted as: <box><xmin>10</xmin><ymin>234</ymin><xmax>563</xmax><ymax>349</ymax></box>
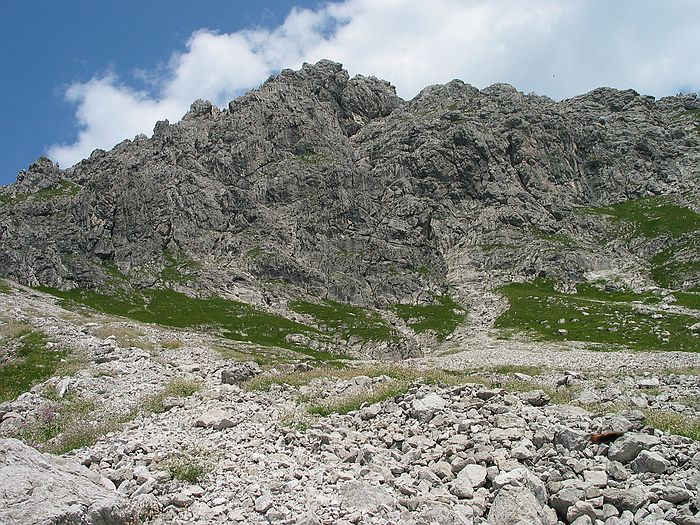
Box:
<box><xmin>289</xmin><ymin>299</ymin><xmax>397</xmax><ymax>342</ymax></box>
<box><xmin>94</xmin><ymin>325</ymin><xmax>152</xmax><ymax>350</ymax></box>
<box><xmin>32</xmin><ymin>180</ymin><xmax>81</xmax><ymax>201</ymax></box>
<box><xmin>583</xmin><ymin>197</ymin><xmax>700</xmax><ymax>290</ymax></box>
<box><xmin>307</xmin><ymin>382</ymin><xmax>408</xmax><ymax>416</ymax></box>
<box><xmin>0</xmin><ymin>280</ymin><xmax>12</xmax><ymax>294</ymax></box>
<box><xmin>674</xmin><ymin>291</ymin><xmax>700</xmax><ymax>311</ymax></box>
<box><xmin>644</xmin><ymin>409</ymin><xmax>700</xmax><ymax>441</ymax></box>
<box><xmin>142</xmin><ymin>378</ymin><xmax>202</xmax><ymax>414</ymax></box>
<box><xmin>0</xmin><ymin>320</ymin><xmax>32</xmax><ymax>339</ymax></box>
<box><xmin>490</xmin><ymin>364</ymin><xmax>545</xmax><ymax>376</ymax></box>
<box><xmin>391</xmin><ymin>296</ymin><xmax>467</xmax><ymax>341</ymax></box>
<box><xmin>495</xmin><ymin>279</ymin><xmax>700</xmax><ymax>352</ymax></box>
<box><xmin>529</xmin><ymin>227</ymin><xmax>574</xmax><ymax>245</ymax></box>
<box><xmin>13</xmin><ymin>394</ymin><xmax>124</xmax><ymax>454</ymax></box>
<box><xmin>650</xmin><ymin>244</ymin><xmax>700</xmax><ymax>289</ymax></box>
<box><xmin>0</xmin><ymin>180</ymin><xmax>80</xmax><ymax>205</ymax></box>
<box><xmin>161</xmin><ymin>339</ymin><xmax>183</xmax><ymax>350</ymax></box>
<box><xmin>166</xmin><ymin>454</ymin><xmax>209</xmax><ymax>484</ymax></box>
<box><xmin>214</xmin><ymin>344</ymin><xmax>288</xmax><ymax>366</ymax></box>
<box><xmin>161</xmin><ymin>250</ymin><xmax>201</xmax><ymax>283</ymax></box>
<box><xmin>245</xmin><ymin>245</ymin><xmax>270</xmax><ymax>259</ymax></box>
<box><xmin>46</xmin><ymin>418</ymin><xmax>123</xmax><ymax>454</ymax></box>
<box><xmin>0</xmin><ymin>330</ymin><xmax>68</xmax><ymax>402</ymax></box>
<box><xmin>662</xmin><ymin>366</ymin><xmax>700</xmax><ymax>376</ymax></box>
<box><xmin>574</xmin><ymin>282</ymin><xmax>662</xmax><ymax>304</ymax></box>
<box><xmin>38</xmin><ymin>286</ymin><xmax>343</xmax><ymax>361</ymax></box>
<box><xmin>586</xmin><ymin>196</ymin><xmax>700</xmax><ymax>239</ymax></box>
<box><xmin>244</xmin><ymin>364</ymin><xmax>485</xmax><ymax>393</ymax></box>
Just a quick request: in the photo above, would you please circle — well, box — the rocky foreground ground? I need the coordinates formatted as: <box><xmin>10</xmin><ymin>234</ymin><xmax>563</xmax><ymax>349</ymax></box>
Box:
<box><xmin>1</xmin><ymin>285</ymin><xmax>700</xmax><ymax>525</ymax></box>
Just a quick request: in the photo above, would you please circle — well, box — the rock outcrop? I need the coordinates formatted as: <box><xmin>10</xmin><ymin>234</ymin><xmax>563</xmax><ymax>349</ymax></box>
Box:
<box><xmin>0</xmin><ymin>438</ymin><xmax>136</xmax><ymax>525</ymax></box>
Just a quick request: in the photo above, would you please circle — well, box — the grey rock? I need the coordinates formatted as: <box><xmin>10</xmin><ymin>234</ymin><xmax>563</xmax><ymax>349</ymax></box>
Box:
<box><xmin>603</xmin><ymin>487</ymin><xmax>649</xmax><ymax>512</ymax></box>
<box><xmin>660</xmin><ymin>486</ymin><xmax>691</xmax><ymax>504</ymax></box>
<box><xmin>637</xmin><ymin>378</ymin><xmax>660</xmax><ymax>389</ymax></box>
<box><xmin>570</xmin><ymin>516</ymin><xmax>593</xmax><ymax>525</ymax></box>
<box><xmin>0</xmin><ymin>438</ymin><xmax>136</xmax><ymax>525</ymax></box>
<box><xmin>194</xmin><ymin>408</ymin><xmax>236</xmax><ymax>430</ymax></box>
<box><xmin>2</xmin><ymin>61</ymin><xmax>699</xmax><ymax>359</ymax></box>
<box><xmin>608</xmin><ymin>461</ymin><xmax>629</xmax><ymax>481</ymax></box>
<box><xmin>608</xmin><ymin>433</ymin><xmax>660</xmax><ymax>463</ymax></box>
<box><xmin>492</xmin><ymin>468</ymin><xmax>547</xmax><ymax>506</ymax></box>
<box><xmin>550</xmin><ymin>487</ymin><xmax>585</xmax><ymax>516</ymax></box>
<box><xmin>254</xmin><ymin>493</ymin><xmax>273</xmax><ymax>513</ymax></box>
<box><xmin>359</xmin><ymin>403</ymin><xmax>382</xmax><ymax>420</ymax></box>
<box><xmin>521</xmin><ymin>390</ymin><xmax>550</xmax><ymax>407</ymax></box>
<box><xmin>457</xmin><ymin>464</ymin><xmax>488</xmax><ymax>488</ymax></box>
<box><xmin>410</xmin><ymin>393</ymin><xmax>447</xmax><ymax>420</ymax></box>
<box><xmin>566</xmin><ymin>500</ymin><xmax>598</xmax><ymax>523</ymax></box>
<box><xmin>629</xmin><ymin>450</ymin><xmax>669</xmax><ymax>473</ymax></box>
<box><xmin>221</xmin><ymin>361</ymin><xmax>261</xmax><ymax>384</ymax></box>
<box><xmin>554</xmin><ymin>427</ymin><xmax>588</xmax><ymax>451</ymax></box>
<box><xmin>488</xmin><ymin>485</ymin><xmax>548</xmax><ymax>525</ymax></box>
<box><xmin>338</xmin><ymin>481</ymin><xmax>395</xmax><ymax>513</ymax></box>
<box><xmin>476</xmin><ymin>389</ymin><xmax>502</xmax><ymax>401</ymax></box>
<box><xmin>583</xmin><ymin>469</ymin><xmax>608</xmax><ymax>487</ymax></box>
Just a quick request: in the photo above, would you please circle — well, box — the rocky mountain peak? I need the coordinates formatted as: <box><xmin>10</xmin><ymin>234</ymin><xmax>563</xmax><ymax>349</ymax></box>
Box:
<box><xmin>0</xmin><ymin>60</ymin><xmax>698</xmax><ymax>355</ymax></box>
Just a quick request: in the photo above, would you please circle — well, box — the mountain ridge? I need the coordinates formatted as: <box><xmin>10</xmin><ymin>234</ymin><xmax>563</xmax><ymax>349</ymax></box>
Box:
<box><xmin>1</xmin><ymin>59</ymin><xmax>699</xmax><ymax>357</ymax></box>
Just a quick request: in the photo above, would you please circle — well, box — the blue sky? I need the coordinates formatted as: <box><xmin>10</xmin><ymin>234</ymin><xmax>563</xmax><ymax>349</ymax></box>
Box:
<box><xmin>2</xmin><ymin>0</ymin><xmax>699</xmax><ymax>185</ymax></box>
<box><xmin>0</xmin><ymin>0</ymin><xmax>320</xmax><ymax>184</ymax></box>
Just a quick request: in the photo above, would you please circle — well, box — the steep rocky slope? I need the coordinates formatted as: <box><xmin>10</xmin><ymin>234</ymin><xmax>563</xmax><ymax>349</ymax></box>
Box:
<box><xmin>1</xmin><ymin>60</ymin><xmax>699</xmax><ymax>358</ymax></box>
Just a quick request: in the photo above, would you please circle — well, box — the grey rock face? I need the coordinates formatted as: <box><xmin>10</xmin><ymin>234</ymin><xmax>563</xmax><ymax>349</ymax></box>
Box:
<box><xmin>0</xmin><ymin>438</ymin><xmax>136</xmax><ymax>525</ymax></box>
<box><xmin>1</xmin><ymin>59</ymin><xmax>697</xmax><ymax>314</ymax></box>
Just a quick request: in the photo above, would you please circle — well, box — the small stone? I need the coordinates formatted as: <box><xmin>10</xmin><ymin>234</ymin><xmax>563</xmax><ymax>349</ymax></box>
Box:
<box><xmin>608</xmin><ymin>433</ymin><xmax>660</xmax><ymax>463</ymax></box>
<box><xmin>194</xmin><ymin>408</ymin><xmax>236</xmax><ymax>430</ymax></box>
<box><xmin>449</xmin><ymin>478</ymin><xmax>474</xmax><ymax>499</ymax></box>
<box><xmin>410</xmin><ymin>393</ymin><xmax>447</xmax><ymax>420</ymax></box>
<box><xmin>476</xmin><ymin>388</ymin><xmax>502</xmax><ymax>400</ymax></box>
<box><xmin>570</xmin><ymin>516</ymin><xmax>593</xmax><ymax>525</ymax></box>
<box><xmin>457</xmin><ymin>464</ymin><xmax>487</xmax><ymax>488</ymax></box>
<box><xmin>521</xmin><ymin>390</ymin><xmax>550</xmax><ymax>407</ymax></box>
<box><xmin>255</xmin><ymin>493</ymin><xmax>273</xmax><ymax>513</ymax></box>
<box><xmin>629</xmin><ymin>450</ymin><xmax>669</xmax><ymax>474</ymax></box>
<box><xmin>604</xmin><ymin>487</ymin><xmax>649</xmax><ymax>512</ymax></box>
<box><xmin>554</xmin><ymin>427</ymin><xmax>588</xmax><ymax>451</ymax></box>
<box><xmin>221</xmin><ymin>361</ymin><xmax>262</xmax><ymax>384</ymax></box>
<box><xmin>488</xmin><ymin>485</ymin><xmax>547</xmax><ymax>525</ymax></box>
<box><xmin>550</xmin><ymin>487</ymin><xmax>584</xmax><ymax>516</ymax></box>
<box><xmin>567</xmin><ymin>501</ymin><xmax>597</xmax><ymax>523</ymax></box>
<box><xmin>660</xmin><ymin>486</ymin><xmax>690</xmax><ymax>504</ymax></box>
<box><xmin>637</xmin><ymin>378</ymin><xmax>660</xmax><ymax>389</ymax></box>
<box><xmin>608</xmin><ymin>461</ymin><xmax>629</xmax><ymax>481</ymax></box>
<box><xmin>359</xmin><ymin>403</ymin><xmax>382</xmax><ymax>420</ymax></box>
<box><xmin>171</xmin><ymin>493</ymin><xmax>193</xmax><ymax>507</ymax></box>
<box><xmin>583</xmin><ymin>469</ymin><xmax>608</xmax><ymax>488</ymax></box>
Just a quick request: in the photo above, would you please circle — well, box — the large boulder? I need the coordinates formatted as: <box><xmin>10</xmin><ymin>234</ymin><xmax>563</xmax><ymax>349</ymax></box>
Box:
<box><xmin>0</xmin><ymin>438</ymin><xmax>137</xmax><ymax>525</ymax></box>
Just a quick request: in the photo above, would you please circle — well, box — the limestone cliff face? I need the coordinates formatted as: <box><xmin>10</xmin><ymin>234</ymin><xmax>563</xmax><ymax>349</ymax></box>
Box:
<box><xmin>1</xmin><ymin>60</ymin><xmax>699</xmax><ymax>305</ymax></box>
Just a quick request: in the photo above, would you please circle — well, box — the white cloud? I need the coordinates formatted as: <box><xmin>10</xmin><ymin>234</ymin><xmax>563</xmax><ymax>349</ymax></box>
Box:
<box><xmin>48</xmin><ymin>0</ymin><xmax>700</xmax><ymax>168</ymax></box>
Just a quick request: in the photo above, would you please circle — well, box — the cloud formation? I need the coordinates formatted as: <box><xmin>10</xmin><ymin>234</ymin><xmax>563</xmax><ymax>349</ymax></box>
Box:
<box><xmin>48</xmin><ymin>0</ymin><xmax>700</xmax><ymax>167</ymax></box>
